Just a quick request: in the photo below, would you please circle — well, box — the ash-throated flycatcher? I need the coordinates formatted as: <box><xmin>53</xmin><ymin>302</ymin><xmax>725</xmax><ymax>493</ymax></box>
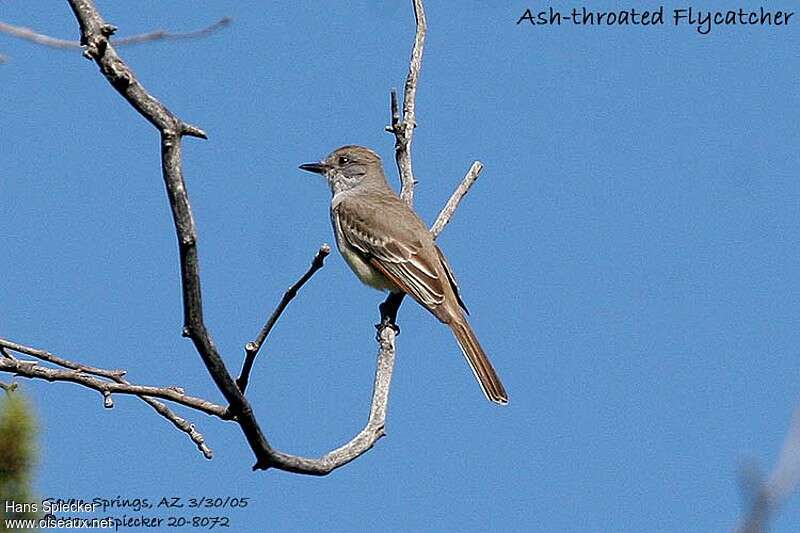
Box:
<box><xmin>300</xmin><ymin>145</ymin><xmax>508</xmax><ymax>405</ymax></box>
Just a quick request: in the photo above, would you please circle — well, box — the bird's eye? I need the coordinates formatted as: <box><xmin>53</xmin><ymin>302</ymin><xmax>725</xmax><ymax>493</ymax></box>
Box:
<box><xmin>338</xmin><ymin>156</ymin><xmax>350</xmax><ymax>165</ymax></box>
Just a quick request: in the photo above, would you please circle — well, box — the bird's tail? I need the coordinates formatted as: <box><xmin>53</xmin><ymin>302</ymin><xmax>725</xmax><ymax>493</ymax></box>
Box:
<box><xmin>450</xmin><ymin>316</ymin><xmax>508</xmax><ymax>405</ymax></box>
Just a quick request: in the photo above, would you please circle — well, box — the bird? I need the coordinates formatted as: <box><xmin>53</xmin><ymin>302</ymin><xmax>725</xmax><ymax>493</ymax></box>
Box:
<box><xmin>299</xmin><ymin>145</ymin><xmax>508</xmax><ymax>405</ymax></box>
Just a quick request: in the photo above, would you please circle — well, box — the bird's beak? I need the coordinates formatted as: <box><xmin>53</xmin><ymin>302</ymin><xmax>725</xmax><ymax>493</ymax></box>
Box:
<box><xmin>299</xmin><ymin>162</ymin><xmax>329</xmax><ymax>175</ymax></box>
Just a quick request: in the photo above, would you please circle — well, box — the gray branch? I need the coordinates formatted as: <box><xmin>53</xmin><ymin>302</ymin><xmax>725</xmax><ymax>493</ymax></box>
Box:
<box><xmin>0</xmin><ymin>17</ymin><xmax>230</xmax><ymax>50</ymax></box>
<box><xmin>56</xmin><ymin>0</ymin><xmax>425</xmax><ymax>475</ymax></box>
<box><xmin>267</xmin><ymin>326</ymin><xmax>397</xmax><ymax>475</ymax></box>
<box><xmin>3</xmin><ymin>0</ymin><xmax>476</xmax><ymax>476</ymax></box>
<box><xmin>431</xmin><ymin>161</ymin><xmax>484</xmax><ymax>238</ymax></box>
<box><xmin>387</xmin><ymin>0</ymin><xmax>426</xmax><ymax>207</ymax></box>
<box><xmin>238</xmin><ymin>244</ymin><xmax>331</xmax><ymax>394</ymax></box>
<box><xmin>0</xmin><ymin>337</ymin><xmax>225</xmax><ymax>458</ymax></box>
<box><xmin>67</xmin><ymin>0</ymin><xmax>272</xmax><ymax>468</ymax></box>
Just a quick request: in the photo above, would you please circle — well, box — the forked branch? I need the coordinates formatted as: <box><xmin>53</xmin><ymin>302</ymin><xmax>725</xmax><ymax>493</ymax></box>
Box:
<box><xmin>2</xmin><ymin>0</ymin><xmax>481</xmax><ymax>476</ymax></box>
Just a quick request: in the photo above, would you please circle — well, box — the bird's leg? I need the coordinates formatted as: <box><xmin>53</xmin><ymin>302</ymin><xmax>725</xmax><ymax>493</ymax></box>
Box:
<box><xmin>377</xmin><ymin>292</ymin><xmax>405</xmax><ymax>336</ymax></box>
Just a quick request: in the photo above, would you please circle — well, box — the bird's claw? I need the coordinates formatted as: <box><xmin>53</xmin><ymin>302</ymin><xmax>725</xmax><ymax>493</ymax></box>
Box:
<box><xmin>375</xmin><ymin>316</ymin><xmax>400</xmax><ymax>339</ymax></box>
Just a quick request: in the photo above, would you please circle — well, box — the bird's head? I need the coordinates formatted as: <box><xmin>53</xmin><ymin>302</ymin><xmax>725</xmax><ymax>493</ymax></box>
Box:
<box><xmin>300</xmin><ymin>145</ymin><xmax>384</xmax><ymax>195</ymax></box>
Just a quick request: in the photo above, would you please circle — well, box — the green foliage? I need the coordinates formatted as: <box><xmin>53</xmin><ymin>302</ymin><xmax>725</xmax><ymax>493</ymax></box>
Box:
<box><xmin>0</xmin><ymin>387</ymin><xmax>38</xmax><ymax>530</ymax></box>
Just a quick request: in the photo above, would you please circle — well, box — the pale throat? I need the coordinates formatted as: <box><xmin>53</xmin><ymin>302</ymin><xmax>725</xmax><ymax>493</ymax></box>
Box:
<box><xmin>328</xmin><ymin>172</ymin><xmax>364</xmax><ymax>196</ymax></box>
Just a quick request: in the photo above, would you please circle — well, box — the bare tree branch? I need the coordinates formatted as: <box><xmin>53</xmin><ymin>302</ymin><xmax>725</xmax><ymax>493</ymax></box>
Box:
<box><xmin>0</xmin><ymin>336</ymin><xmax>215</xmax><ymax>457</ymax></box>
<box><xmin>58</xmin><ymin>0</ymin><xmax>421</xmax><ymax>475</ymax></box>
<box><xmin>267</xmin><ymin>326</ymin><xmax>397</xmax><ymax>475</ymax></box>
<box><xmin>66</xmin><ymin>0</ymin><xmax>273</xmax><ymax>468</ymax></box>
<box><xmin>0</xmin><ymin>17</ymin><xmax>230</xmax><ymax>51</ymax></box>
<box><xmin>2</xmin><ymin>0</ymin><xmax>480</xmax><ymax>475</ymax></box>
<box><xmin>0</xmin><ymin>339</ymin><xmax>227</xmax><ymax>418</ymax></box>
<box><xmin>378</xmin><ymin>0</ymin><xmax>429</xmax><ymax>325</ymax></box>
<box><xmin>387</xmin><ymin>0</ymin><xmax>426</xmax><ymax>207</ymax></box>
<box><xmin>431</xmin><ymin>161</ymin><xmax>483</xmax><ymax>238</ymax></box>
<box><xmin>1</xmin><ymin>337</ymin><xmax>125</xmax><ymax>379</ymax></box>
<box><xmin>238</xmin><ymin>244</ymin><xmax>331</xmax><ymax>394</ymax></box>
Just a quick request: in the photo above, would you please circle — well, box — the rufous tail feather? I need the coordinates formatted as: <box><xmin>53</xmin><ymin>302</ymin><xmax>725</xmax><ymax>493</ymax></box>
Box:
<box><xmin>450</xmin><ymin>317</ymin><xmax>508</xmax><ymax>405</ymax></box>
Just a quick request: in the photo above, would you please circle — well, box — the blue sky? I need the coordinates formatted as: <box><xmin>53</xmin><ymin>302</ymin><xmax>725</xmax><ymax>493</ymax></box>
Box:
<box><xmin>2</xmin><ymin>1</ymin><xmax>800</xmax><ymax>531</ymax></box>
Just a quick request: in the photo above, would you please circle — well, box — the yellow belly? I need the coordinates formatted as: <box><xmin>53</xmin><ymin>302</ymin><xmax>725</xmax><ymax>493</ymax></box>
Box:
<box><xmin>332</xmin><ymin>211</ymin><xmax>397</xmax><ymax>292</ymax></box>
<box><xmin>337</xmin><ymin>238</ymin><xmax>397</xmax><ymax>291</ymax></box>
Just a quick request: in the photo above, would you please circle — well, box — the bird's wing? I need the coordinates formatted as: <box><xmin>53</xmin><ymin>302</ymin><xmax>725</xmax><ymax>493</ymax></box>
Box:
<box><xmin>333</xmin><ymin>195</ymin><xmax>446</xmax><ymax>309</ymax></box>
<box><xmin>434</xmin><ymin>244</ymin><xmax>469</xmax><ymax>315</ymax></box>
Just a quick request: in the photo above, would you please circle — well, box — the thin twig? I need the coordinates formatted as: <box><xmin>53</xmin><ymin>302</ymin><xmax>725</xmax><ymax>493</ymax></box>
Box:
<box><xmin>0</xmin><ymin>337</ymin><xmax>124</xmax><ymax>379</ymax></box>
<box><xmin>0</xmin><ymin>17</ymin><xmax>230</xmax><ymax>50</ymax></box>
<box><xmin>238</xmin><ymin>244</ymin><xmax>331</xmax><ymax>393</ymax></box>
<box><xmin>387</xmin><ymin>0</ymin><xmax>426</xmax><ymax>207</ymax></box>
<box><xmin>0</xmin><ymin>357</ymin><xmax>227</xmax><ymax>431</ymax></box>
<box><xmin>430</xmin><ymin>161</ymin><xmax>483</xmax><ymax>238</ymax></box>
<box><xmin>136</xmin><ymin>396</ymin><xmax>213</xmax><ymax>459</ymax></box>
<box><xmin>0</xmin><ymin>337</ymin><xmax>214</xmax><ymax>457</ymax></box>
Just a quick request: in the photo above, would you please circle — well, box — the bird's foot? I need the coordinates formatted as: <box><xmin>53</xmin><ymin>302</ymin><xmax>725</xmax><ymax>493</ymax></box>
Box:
<box><xmin>376</xmin><ymin>292</ymin><xmax>404</xmax><ymax>339</ymax></box>
<box><xmin>375</xmin><ymin>315</ymin><xmax>400</xmax><ymax>338</ymax></box>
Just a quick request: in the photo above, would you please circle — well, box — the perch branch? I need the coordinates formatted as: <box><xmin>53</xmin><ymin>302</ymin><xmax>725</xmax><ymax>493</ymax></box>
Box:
<box><xmin>238</xmin><ymin>244</ymin><xmax>331</xmax><ymax>394</ymax></box>
<box><xmin>0</xmin><ymin>17</ymin><xmax>230</xmax><ymax>51</ymax></box>
<box><xmin>267</xmin><ymin>326</ymin><xmax>397</xmax><ymax>475</ymax></box>
<box><xmin>379</xmin><ymin>0</ymin><xmax>428</xmax><ymax>323</ymax></box>
<box><xmin>2</xmin><ymin>0</ymin><xmax>476</xmax><ymax>475</ymax></box>
<box><xmin>3</xmin><ymin>0</ymin><xmax>473</xmax><ymax>475</ymax></box>
<box><xmin>62</xmin><ymin>0</ymin><xmax>419</xmax><ymax>475</ymax></box>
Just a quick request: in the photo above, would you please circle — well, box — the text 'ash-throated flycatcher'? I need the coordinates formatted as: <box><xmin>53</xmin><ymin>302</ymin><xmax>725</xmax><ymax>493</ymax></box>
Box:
<box><xmin>300</xmin><ymin>145</ymin><xmax>508</xmax><ymax>405</ymax></box>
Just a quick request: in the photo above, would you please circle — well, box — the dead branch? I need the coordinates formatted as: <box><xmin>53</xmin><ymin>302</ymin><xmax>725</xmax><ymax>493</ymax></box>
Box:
<box><xmin>0</xmin><ymin>338</ymin><xmax>225</xmax><ymax>458</ymax></box>
<box><xmin>431</xmin><ymin>161</ymin><xmax>484</xmax><ymax>238</ymax></box>
<box><xmin>55</xmin><ymin>0</ymin><xmax>431</xmax><ymax>475</ymax></box>
<box><xmin>0</xmin><ymin>338</ymin><xmax>214</xmax><ymax>457</ymax></box>
<box><xmin>238</xmin><ymin>244</ymin><xmax>331</xmax><ymax>394</ymax></box>
<box><xmin>66</xmin><ymin>0</ymin><xmax>272</xmax><ymax>468</ymax></box>
<box><xmin>2</xmin><ymin>0</ymin><xmax>480</xmax><ymax>475</ymax></box>
<box><xmin>267</xmin><ymin>326</ymin><xmax>397</xmax><ymax>475</ymax></box>
<box><xmin>0</xmin><ymin>17</ymin><xmax>230</xmax><ymax>50</ymax></box>
<box><xmin>387</xmin><ymin>0</ymin><xmax>426</xmax><ymax>207</ymax></box>
<box><xmin>0</xmin><ymin>339</ymin><xmax>227</xmax><ymax>418</ymax></box>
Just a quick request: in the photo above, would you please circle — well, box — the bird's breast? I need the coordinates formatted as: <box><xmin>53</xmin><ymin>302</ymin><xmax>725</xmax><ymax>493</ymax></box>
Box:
<box><xmin>331</xmin><ymin>209</ymin><xmax>397</xmax><ymax>292</ymax></box>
